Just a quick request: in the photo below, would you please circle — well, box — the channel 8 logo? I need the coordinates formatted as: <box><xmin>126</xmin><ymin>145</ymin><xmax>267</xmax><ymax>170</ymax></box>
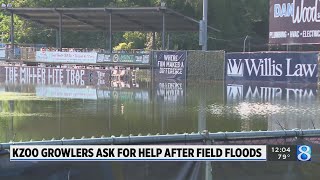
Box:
<box><xmin>297</xmin><ymin>145</ymin><xmax>312</xmax><ymax>161</ymax></box>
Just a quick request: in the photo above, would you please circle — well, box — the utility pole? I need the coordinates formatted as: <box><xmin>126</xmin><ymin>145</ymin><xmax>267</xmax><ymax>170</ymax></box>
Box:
<box><xmin>202</xmin><ymin>0</ymin><xmax>208</xmax><ymax>51</ymax></box>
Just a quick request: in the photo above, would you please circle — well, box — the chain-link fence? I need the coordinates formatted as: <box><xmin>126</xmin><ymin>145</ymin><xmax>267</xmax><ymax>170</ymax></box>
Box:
<box><xmin>20</xmin><ymin>47</ymin><xmax>37</xmax><ymax>61</ymax></box>
<box><xmin>1</xmin><ymin>129</ymin><xmax>319</xmax><ymax>152</ymax></box>
<box><xmin>186</xmin><ymin>50</ymin><xmax>225</xmax><ymax>81</ymax></box>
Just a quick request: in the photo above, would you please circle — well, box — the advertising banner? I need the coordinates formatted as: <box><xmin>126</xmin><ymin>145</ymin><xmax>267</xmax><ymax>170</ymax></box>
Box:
<box><xmin>0</xmin><ymin>66</ymin><xmax>111</xmax><ymax>86</ymax></box>
<box><xmin>154</xmin><ymin>51</ymin><xmax>187</xmax><ymax>79</ymax></box>
<box><xmin>225</xmin><ymin>52</ymin><xmax>318</xmax><ymax>83</ymax></box>
<box><xmin>97</xmin><ymin>53</ymin><xmax>150</xmax><ymax>64</ymax></box>
<box><xmin>36</xmin><ymin>51</ymin><xmax>97</xmax><ymax>64</ymax></box>
<box><xmin>269</xmin><ymin>0</ymin><xmax>320</xmax><ymax>44</ymax></box>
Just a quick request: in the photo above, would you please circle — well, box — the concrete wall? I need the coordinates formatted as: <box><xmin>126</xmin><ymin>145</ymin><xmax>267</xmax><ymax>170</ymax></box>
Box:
<box><xmin>187</xmin><ymin>50</ymin><xmax>225</xmax><ymax>81</ymax></box>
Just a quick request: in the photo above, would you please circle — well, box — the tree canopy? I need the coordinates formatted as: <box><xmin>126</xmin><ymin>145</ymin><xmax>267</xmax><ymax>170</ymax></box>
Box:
<box><xmin>0</xmin><ymin>0</ymin><xmax>269</xmax><ymax>51</ymax></box>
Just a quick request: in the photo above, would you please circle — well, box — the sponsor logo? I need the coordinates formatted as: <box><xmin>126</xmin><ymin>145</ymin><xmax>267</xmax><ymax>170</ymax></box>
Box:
<box><xmin>227</xmin><ymin>59</ymin><xmax>244</xmax><ymax>77</ymax></box>
<box><xmin>297</xmin><ymin>145</ymin><xmax>312</xmax><ymax>161</ymax></box>
<box><xmin>273</xmin><ymin>0</ymin><xmax>320</xmax><ymax>24</ymax></box>
<box><xmin>113</xmin><ymin>54</ymin><xmax>119</xmax><ymax>62</ymax></box>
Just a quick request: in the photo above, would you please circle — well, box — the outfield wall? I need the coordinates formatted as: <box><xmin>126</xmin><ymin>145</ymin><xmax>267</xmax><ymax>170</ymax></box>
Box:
<box><xmin>11</xmin><ymin>49</ymin><xmax>320</xmax><ymax>83</ymax></box>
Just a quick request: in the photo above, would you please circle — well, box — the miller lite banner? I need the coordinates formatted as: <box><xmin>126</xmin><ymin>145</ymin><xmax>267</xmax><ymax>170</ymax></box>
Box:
<box><xmin>269</xmin><ymin>0</ymin><xmax>320</xmax><ymax>44</ymax></box>
<box><xmin>225</xmin><ymin>52</ymin><xmax>318</xmax><ymax>83</ymax></box>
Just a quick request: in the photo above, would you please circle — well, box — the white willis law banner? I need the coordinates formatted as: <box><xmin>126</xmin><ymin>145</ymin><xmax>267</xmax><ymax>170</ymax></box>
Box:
<box><xmin>225</xmin><ymin>52</ymin><xmax>318</xmax><ymax>83</ymax></box>
<box><xmin>36</xmin><ymin>51</ymin><xmax>97</xmax><ymax>64</ymax></box>
<box><xmin>10</xmin><ymin>145</ymin><xmax>267</xmax><ymax>161</ymax></box>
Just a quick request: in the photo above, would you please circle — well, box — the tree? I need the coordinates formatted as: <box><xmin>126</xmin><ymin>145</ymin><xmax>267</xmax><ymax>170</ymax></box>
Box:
<box><xmin>113</xmin><ymin>42</ymin><xmax>133</xmax><ymax>51</ymax></box>
<box><xmin>123</xmin><ymin>32</ymin><xmax>147</xmax><ymax>49</ymax></box>
<box><xmin>0</xmin><ymin>0</ymin><xmax>270</xmax><ymax>51</ymax></box>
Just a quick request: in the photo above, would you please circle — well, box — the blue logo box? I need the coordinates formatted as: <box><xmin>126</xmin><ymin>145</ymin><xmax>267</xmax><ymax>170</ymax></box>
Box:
<box><xmin>297</xmin><ymin>145</ymin><xmax>312</xmax><ymax>161</ymax></box>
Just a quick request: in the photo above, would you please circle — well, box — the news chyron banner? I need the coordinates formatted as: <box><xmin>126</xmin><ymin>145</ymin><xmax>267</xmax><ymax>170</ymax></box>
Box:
<box><xmin>9</xmin><ymin>145</ymin><xmax>313</xmax><ymax>161</ymax></box>
<box><xmin>154</xmin><ymin>51</ymin><xmax>187</xmax><ymax>80</ymax></box>
<box><xmin>10</xmin><ymin>145</ymin><xmax>267</xmax><ymax>161</ymax></box>
<box><xmin>225</xmin><ymin>52</ymin><xmax>318</xmax><ymax>83</ymax></box>
<box><xmin>269</xmin><ymin>0</ymin><xmax>320</xmax><ymax>44</ymax></box>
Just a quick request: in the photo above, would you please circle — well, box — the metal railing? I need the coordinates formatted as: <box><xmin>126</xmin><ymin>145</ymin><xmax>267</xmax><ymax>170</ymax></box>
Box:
<box><xmin>1</xmin><ymin>129</ymin><xmax>320</xmax><ymax>151</ymax></box>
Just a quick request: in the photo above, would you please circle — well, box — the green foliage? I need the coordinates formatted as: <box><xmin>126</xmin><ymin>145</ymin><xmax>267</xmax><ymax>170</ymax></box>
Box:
<box><xmin>0</xmin><ymin>0</ymin><xmax>269</xmax><ymax>51</ymax></box>
<box><xmin>114</xmin><ymin>32</ymin><xmax>147</xmax><ymax>50</ymax></box>
<box><xmin>114</xmin><ymin>42</ymin><xmax>133</xmax><ymax>51</ymax></box>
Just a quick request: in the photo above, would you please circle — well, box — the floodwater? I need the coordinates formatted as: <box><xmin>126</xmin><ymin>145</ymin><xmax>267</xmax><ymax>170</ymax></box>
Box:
<box><xmin>0</xmin><ymin>69</ymin><xmax>320</xmax><ymax>179</ymax></box>
<box><xmin>0</xmin><ymin>72</ymin><xmax>319</xmax><ymax>141</ymax></box>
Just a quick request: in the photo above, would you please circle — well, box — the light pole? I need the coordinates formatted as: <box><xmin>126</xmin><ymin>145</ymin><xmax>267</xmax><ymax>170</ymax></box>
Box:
<box><xmin>243</xmin><ymin>35</ymin><xmax>249</xmax><ymax>52</ymax></box>
<box><xmin>1</xmin><ymin>1</ymin><xmax>14</xmax><ymax>59</ymax></box>
<box><xmin>202</xmin><ymin>0</ymin><xmax>208</xmax><ymax>51</ymax></box>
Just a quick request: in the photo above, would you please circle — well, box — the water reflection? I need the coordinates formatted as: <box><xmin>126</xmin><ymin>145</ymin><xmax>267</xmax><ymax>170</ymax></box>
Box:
<box><xmin>0</xmin><ymin>69</ymin><xmax>320</xmax><ymax>142</ymax></box>
<box><xmin>0</xmin><ymin>74</ymin><xmax>195</xmax><ymax>142</ymax></box>
<box><xmin>156</xmin><ymin>79</ymin><xmax>186</xmax><ymax>103</ymax></box>
<box><xmin>220</xmin><ymin>82</ymin><xmax>320</xmax><ymax>131</ymax></box>
<box><xmin>1</xmin><ymin>68</ymin><xmax>320</xmax><ymax>179</ymax></box>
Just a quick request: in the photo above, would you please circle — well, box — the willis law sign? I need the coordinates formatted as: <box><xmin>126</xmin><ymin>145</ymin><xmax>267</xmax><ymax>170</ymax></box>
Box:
<box><xmin>225</xmin><ymin>52</ymin><xmax>318</xmax><ymax>83</ymax></box>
